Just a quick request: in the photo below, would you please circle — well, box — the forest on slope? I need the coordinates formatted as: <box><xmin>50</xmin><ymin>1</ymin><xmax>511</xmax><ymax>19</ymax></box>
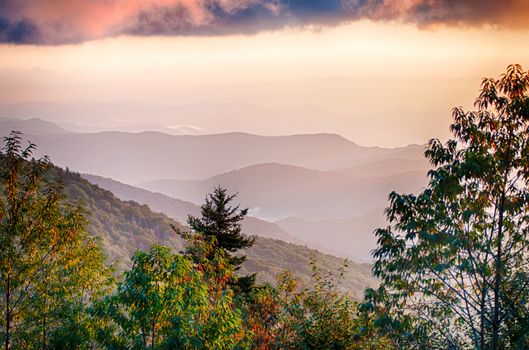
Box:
<box><xmin>1</xmin><ymin>66</ymin><xmax>528</xmax><ymax>349</ymax></box>
<box><xmin>0</xmin><ymin>117</ymin><xmax>429</xmax><ymax>261</ymax></box>
<box><xmin>56</xmin><ymin>167</ymin><xmax>376</xmax><ymax>296</ymax></box>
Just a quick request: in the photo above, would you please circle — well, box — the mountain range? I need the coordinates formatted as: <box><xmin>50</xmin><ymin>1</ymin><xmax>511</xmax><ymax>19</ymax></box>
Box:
<box><xmin>139</xmin><ymin>163</ymin><xmax>427</xmax><ymax>221</ymax></box>
<box><xmin>0</xmin><ymin>116</ymin><xmax>431</xmax><ymax>261</ymax></box>
<box><xmin>0</xmin><ymin>116</ymin><xmax>425</xmax><ymax>184</ymax></box>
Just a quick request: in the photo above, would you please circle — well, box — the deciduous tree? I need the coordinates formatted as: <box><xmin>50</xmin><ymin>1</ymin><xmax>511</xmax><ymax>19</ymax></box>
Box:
<box><xmin>94</xmin><ymin>241</ymin><xmax>246</xmax><ymax>349</ymax></box>
<box><xmin>365</xmin><ymin>64</ymin><xmax>529</xmax><ymax>349</ymax></box>
<box><xmin>0</xmin><ymin>131</ymin><xmax>111</xmax><ymax>349</ymax></box>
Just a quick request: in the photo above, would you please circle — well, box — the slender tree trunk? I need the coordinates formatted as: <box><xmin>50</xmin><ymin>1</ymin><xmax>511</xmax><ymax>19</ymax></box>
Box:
<box><xmin>141</xmin><ymin>328</ymin><xmax>147</xmax><ymax>349</ymax></box>
<box><xmin>41</xmin><ymin>281</ymin><xmax>49</xmax><ymax>350</ymax></box>
<box><xmin>491</xmin><ymin>189</ymin><xmax>506</xmax><ymax>350</ymax></box>
<box><xmin>480</xmin><ymin>284</ymin><xmax>486</xmax><ymax>350</ymax></box>
<box><xmin>5</xmin><ymin>268</ymin><xmax>11</xmax><ymax>350</ymax></box>
<box><xmin>151</xmin><ymin>322</ymin><xmax>156</xmax><ymax>350</ymax></box>
<box><xmin>42</xmin><ymin>313</ymin><xmax>46</xmax><ymax>350</ymax></box>
<box><xmin>491</xmin><ymin>137</ymin><xmax>514</xmax><ymax>350</ymax></box>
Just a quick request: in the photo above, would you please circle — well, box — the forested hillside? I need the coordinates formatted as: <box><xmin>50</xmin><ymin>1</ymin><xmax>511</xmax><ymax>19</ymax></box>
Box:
<box><xmin>82</xmin><ymin>173</ymin><xmax>304</xmax><ymax>245</ymax></box>
<box><xmin>0</xmin><ymin>118</ymin><xmax>429</xmax><ymax>261</ymax></box>
<box><xmin>0</xmin><ymin>133</ymin><xmax>384</xmax><ymax>349</ymax></box>
<box><xmin>1</xmin><ymin>66</ymin><xmax>528</xmax><ymax>349</ymax></box>
<box><xmin>56</xmin><ymin>167</ymin><xmax>376</xmax><ymax>296</ymax></box>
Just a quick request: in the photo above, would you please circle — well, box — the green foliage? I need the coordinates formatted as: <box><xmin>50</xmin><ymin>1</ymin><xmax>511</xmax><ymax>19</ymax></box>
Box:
<box><xmin>0</xmin><ymin>132</ymin><xmax>380</xmax><ymax>350</ymax></box>
<box><xmin>183</xmin><ymin>186</ymin><xmax>256</xmax><ymax>292</ymax></box>
<box><xmin>94</xmin><ymin>240</ymin><xmax>246</xmax><ymax>350</ymax></box>
<box><xmin>296</xmin><ymin>260</ymin><xmax>358</xmax><ymax>349</ymax></box>
<box><xmin>364</xmin><ymin>64</ymin><xmax>529</xmax><ymax>349</ymax></box>
<box><xmin>53</xmin><ymin>168</ymin><xmax>377</xmax><ymax>296</ymax></box>
<box><xmin>242</xmin><ymin>258</ymin><xmax>392</xmax><ymax>350</ymax></box>
<box><xmin>91</xmin><ymin>239</ymin><xmax>379</xmax><ymax>349</ymax></box>
<box><xmin>0</xmin><ymin>131</ymin><xmax>112</xmax><ymax>349</ymax></box>
<box><xmin>58</xmin><ymin>168</ymin><xmax>184</xmax><ymax>271</ymax></box>
<box><xmin>81</xmin><ymin>174</ymin><xmax>378</xmax><ymax>294</ymax></box>
<box><xmin>240</xmin><ymin>237</ymin><xmax>375</xmax><ymax>297</ymax></box>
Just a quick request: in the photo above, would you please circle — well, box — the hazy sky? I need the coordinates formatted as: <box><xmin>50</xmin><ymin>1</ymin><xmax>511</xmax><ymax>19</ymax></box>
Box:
<box><xmin>1</xmin><ymin>1</ymin><xmax>529</xmax><ymax>147</ymax></box>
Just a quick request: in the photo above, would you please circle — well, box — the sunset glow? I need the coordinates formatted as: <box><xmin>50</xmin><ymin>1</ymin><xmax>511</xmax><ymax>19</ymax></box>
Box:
<box><xmin>1</xmin><ymin>1</ymin><xmax>529</xmax><ymax>146</ymax></box>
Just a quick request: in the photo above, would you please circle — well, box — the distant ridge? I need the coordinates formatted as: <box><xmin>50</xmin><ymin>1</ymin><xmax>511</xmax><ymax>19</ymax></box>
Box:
<box><xmin>139</xmin><ymin>162</ymin><xmax>427</xmax><ymax>221</ymax></box>
<box><xmin>53</xmin><ymin>167</ymin><xmax>377</xmax><ymax>297</ymax></box>
<box><xmin>83</xmin><ymin>173</ymin><xmax>305</xmax><ymax>245</ymax></box>
<box><xmin>0</xmin><ymin>121</ymin><xmax>428</xmax><ymax>262</ymax></box>
<box><xmin>0</xmin><ymin>117</ymin><xmax>69</xmax><ymax>135</ymax></box>
<box><xmin>0</xmin><ymin>120</ymin><xmax>423</xmax><ymax>184</ymax></box>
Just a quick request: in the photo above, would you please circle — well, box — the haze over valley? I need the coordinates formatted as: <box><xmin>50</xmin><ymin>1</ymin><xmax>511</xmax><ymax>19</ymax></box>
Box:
<box><xmin>2</xmin><ymin>1</ymin><xmax>529</xmax><ymax>346</ymax></box>
<box><xmin>0</xmin><ymin>116</ymin><xmax>430</xmax><ymax>261</ymax></box>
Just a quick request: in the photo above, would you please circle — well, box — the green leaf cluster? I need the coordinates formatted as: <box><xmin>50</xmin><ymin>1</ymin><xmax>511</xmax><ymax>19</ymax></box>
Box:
<box><xmin>364</xmin><ymin>64</ymin><xmax>529</xmax><ymax>349</ymax></box>
<box><xmin>0</xmin><ymin>131</ymin><xmax>112</xmax><ymax>350</ymax></box>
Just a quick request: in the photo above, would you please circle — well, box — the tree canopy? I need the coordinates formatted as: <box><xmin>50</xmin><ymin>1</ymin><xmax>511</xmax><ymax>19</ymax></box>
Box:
<box><xmin>3</xmin><ymin>64</ymin><xmax>529</xmax><ymax>350</ymax></box>
<box><xmin>0</xmin><ymin>131</ymin><xmax>111</xmax><ymax>349</ymax></box>
<box><xmin>183</xmin><ymin>186</ymin><xmax>256</xmax><ymax>292</ymax></box>
<box><xmin>364</xmin><ymin>64</ymin><xmax>529</xmax><ymax>349</ymax></box>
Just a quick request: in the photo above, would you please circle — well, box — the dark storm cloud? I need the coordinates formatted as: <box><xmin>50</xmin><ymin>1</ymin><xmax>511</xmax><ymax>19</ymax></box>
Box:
<box><xmin>0</xmin><ymin>0</ymin><xmax>528</xmax><ymax>44</ymax></box>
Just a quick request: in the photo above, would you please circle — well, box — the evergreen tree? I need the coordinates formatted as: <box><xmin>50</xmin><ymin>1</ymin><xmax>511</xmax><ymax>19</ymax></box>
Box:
<box><xmin>183</xmin><ymin>186</ymin><xmax>256</xmax><ymax>291</ymax></box>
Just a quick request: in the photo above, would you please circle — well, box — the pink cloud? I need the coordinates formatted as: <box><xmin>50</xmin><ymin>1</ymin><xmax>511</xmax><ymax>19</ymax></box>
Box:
<box><xmin>1</xmin><ymin>0</ymin><xmax>529</xmax><ymax>44</ymax></box>
<box><xmin>6</xmin><ymin>0</ymin><xmax>264</xmax><ymax>42</ymax></box>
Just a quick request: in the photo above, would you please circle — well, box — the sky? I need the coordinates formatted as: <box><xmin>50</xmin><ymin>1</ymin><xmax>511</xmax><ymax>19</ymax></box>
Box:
<box><xmin>1</xmin><ymin>0</ymin><xmax>529</xmax><ymax>147</ymax></box>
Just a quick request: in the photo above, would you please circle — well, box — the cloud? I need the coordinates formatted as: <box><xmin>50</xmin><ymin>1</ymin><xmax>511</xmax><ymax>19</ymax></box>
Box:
<box><xmin>1</xmin><ymin>0</ymin><xmax>528</xmax><ymax>44</ymax></box>
<box><xmin>168</xmin><ymin>124</ymin><xmax>204</xmax><ymax>135</ymax></box>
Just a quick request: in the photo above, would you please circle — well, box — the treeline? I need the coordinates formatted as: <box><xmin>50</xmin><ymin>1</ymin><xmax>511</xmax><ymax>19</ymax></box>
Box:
<box><xmin>1</xmin><ymin>65</ymin><xmax>529</xmax><ymax>349</ymax></box>
<box><xmin>61</xmin><ymin>165</ymin><xmax>375</xmax><ymax>294</ymax></box>
<box><xmin>0</xmin><ymin>132</ymin><xmax>387</xmax><ymax>349</ymax></box>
